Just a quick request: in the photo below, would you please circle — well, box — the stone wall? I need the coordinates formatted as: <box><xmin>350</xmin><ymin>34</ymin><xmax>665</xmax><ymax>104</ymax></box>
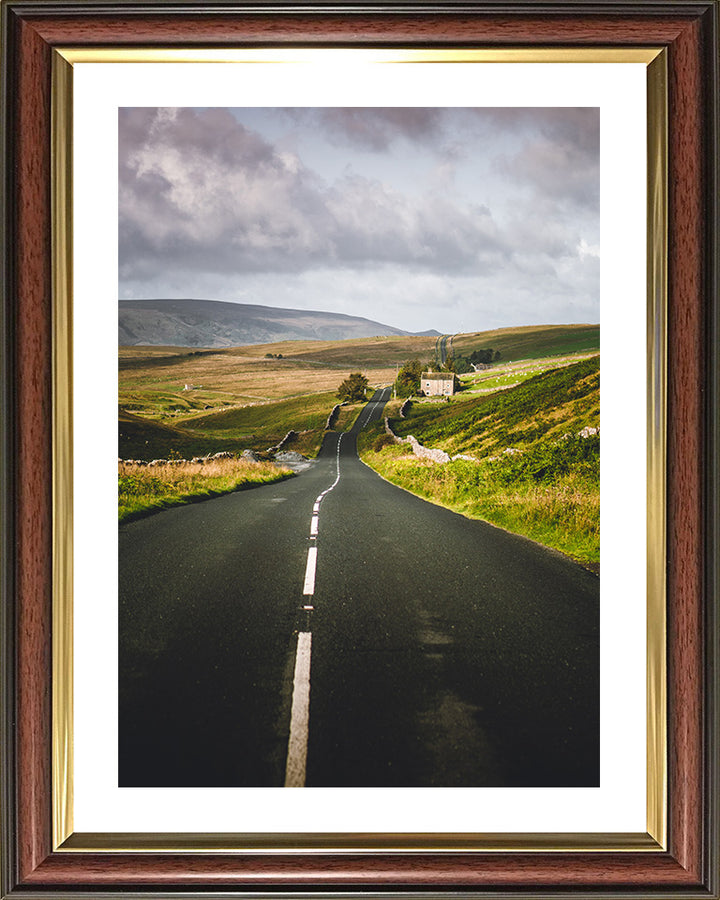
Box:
<box><xmin>384</xmin><ymin>418</ymin><xmax>450</xmax><ymax>463</ymax></box>
<box><xmin>325</xmin><ymin>404</ymin><xmax>342</xmax><ymax>430</ymax></box>
<box><xmin>268</xmin><ymin>430</ymin><xmax>297</xmax><ymax>453</ymax></box>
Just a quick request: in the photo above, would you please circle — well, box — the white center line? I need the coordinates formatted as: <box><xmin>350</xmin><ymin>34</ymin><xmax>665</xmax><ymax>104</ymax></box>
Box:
<box><xmin>284</xmin><ymin>427</ymin><xmax>360</xmax><ymax>787</ymax></box>
<box><xmin>284</xmin><ymin>631</ymin><xmax>312</xmax><ymax>787</ymax></box>
<box><xmin>302</xmin><ymin>546</ymin><xmax>317</xmax><ymax>595</ymax></box>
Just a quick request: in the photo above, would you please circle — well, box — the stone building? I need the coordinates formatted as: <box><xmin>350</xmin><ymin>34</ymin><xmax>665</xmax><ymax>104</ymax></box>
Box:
<box><xmin>421</xmin><ymin>372</ymin><xmax>456</xmax><ymax>396</ymax></box>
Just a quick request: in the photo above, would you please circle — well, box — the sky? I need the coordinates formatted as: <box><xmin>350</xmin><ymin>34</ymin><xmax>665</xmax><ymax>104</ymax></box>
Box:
<box><xmin>118</xmin><ymin>106</ymin><xmax>599</xmax><ymax>334</ymax></box>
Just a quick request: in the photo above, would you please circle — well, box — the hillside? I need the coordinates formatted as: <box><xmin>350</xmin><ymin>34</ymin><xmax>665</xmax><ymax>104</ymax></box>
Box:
<box><xmin>119</xmin><ymin>392</ymin><xmax>347</xmax><ymax>462</ymax></box>
<box><xmin>359</xmin><ymin>356</ymin><xmax>600</xmax><ymax>567</ymax></box>
<box><xmin>119</xmin><ymin>298</ymin><xmax>439</xmax><ymax>348</ymax></box>
<box><xmin>118</xmin><ymin>408</ymin><xmax>244</xmax><ymax>460</ymax></box>
<box><xmin>452</xmin><ymin>324</ymin><xmax>599</xmax><ymax>363</ymax></box>
<box><xmin>393</xmin><ymin>356</ymin><xmax>599</xmax><ymax>457</ymax></box>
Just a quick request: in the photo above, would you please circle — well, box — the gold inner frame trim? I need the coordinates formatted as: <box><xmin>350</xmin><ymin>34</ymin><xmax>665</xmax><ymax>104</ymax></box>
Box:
<box><xmin>51</xmin><ymin>48</ymin><xmax>75</xmax><ymax>854</ymax></box>
<box><xmin>58</xmin><ymin>47</ymin><xmax>662</xmax><ymax>65</ymax></box>
<box><xmin>51</xmin><ymin>46</ymin><xmax>668</xmax><ymax>855</ymax></box>
<box><xmin>645</xmin><ymin>50</ymin><xmax>668</xmax><ymax>851</ymax></box>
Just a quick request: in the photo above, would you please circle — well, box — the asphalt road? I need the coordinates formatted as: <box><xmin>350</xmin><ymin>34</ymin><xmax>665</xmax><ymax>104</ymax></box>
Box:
<box><xmin>438</xmin><ymin>334</ymin><xmax>449</xmax><ymax>365</ymax></box>
<box><xmin>119</xmin><ymin>389</ymin><xmax>599</xmax><ymax>787</ymax></box>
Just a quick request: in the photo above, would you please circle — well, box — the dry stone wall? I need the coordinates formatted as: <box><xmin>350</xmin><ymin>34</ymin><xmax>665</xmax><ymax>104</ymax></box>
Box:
<box><xmin>384</xmin><ymin>418</ymin><xmax>451</xmax><ymax>463</ymax></box>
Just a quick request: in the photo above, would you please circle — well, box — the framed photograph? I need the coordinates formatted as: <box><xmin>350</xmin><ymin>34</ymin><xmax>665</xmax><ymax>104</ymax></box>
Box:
<box><xmin>1</xmin><ymin>2</ymin><xmax>718</xmax><ymax>897</ymax></box>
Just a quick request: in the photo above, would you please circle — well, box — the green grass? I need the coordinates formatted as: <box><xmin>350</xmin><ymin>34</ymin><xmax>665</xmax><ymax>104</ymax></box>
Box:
<box><xmin>119</xmin><ymin>458</ymin><xmax>293</xmax><ymax>522</ymax></box>
<box><xmin>452</xmin><ymin>323</ymin><xmax>599</xmax><ymax>363</ymax></box>
<box><xmin>120</xmin><ymin>391</ymin><xmax>340</xmax><ymax>460</ymax></box>
<box><xmin>181</xmin><ymin>391</ymin><xmax>338</xmax><ymax>458</ymax></box>
<box><xmin>118</xmin><ymin>324</ymin><xmax>599</xmax><ymax>463</ymax></box>
<box><xmin>456</xmin><ymin>353</ymin><xmax>597</xmax><ymax>397</ymax></box>
<box><xmin>358</xmin><ymin>357</ymin><xmax>600</xmax><ymax>569</ymax></box>
<box><xmin>119</xmin><ymin>409</ymin><xmax>247</xmax><ymax>460</ymax></box>
<box><xmin>393</xmin><ymin>356</ymin><xmax>599</xmax><ymax>458</ymax></box>
<box><xmin>183</xmin><ymin>390</ymin><xmax>335</xmax><ymax>434</ymax></box>
<box><xmin>360</xmin><ymin>439</ymin><xmax>599</xmax><ymax>568</ymax></box>
<box><xmin>333</xmin><ymin>402</ymin><xmax>365</xmax><ymax>432</ymax></box>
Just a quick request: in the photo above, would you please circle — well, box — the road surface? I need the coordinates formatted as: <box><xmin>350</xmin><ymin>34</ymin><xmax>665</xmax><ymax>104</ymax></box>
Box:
<box><xmin>119</xmin><ymin>389</ymin><xmax>599</xmax><ymax>787</ymax></box>
<box><xmin>438</xmin><ymin>334</ymin><xmax>449</xmax><ymax>365</ymax></box>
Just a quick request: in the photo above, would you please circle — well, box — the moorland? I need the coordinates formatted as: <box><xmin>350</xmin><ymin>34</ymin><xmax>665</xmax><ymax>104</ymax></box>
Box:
<box><xmin>119</xmin><ymin>323</ymin><xmax>599</xmax><ymax>566</ymax></box>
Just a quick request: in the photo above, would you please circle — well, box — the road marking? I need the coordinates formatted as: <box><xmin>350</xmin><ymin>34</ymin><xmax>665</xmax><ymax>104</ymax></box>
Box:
<box><xmin>303</xmin><ymin>546</ymin><xmax>317</xmax><ymax>595</ymax></box>
<box><xmin>357</xmin><ymin>387</ymin><xmax>390</xmax><ymax>429</ymax></box>
<box><xmin>314</xmin><ymin>434</ymin><xmax>343</xmax><ymax>507</ymax></box>
<box><xmin>284</xmin><ymin>403</ymin><xmax>386</xmax><ymax>787</ymax></box>
<box><xmin>284</xmin><ymin>631</ymin><xmax>312</xmax><ymax>787</ymax></box>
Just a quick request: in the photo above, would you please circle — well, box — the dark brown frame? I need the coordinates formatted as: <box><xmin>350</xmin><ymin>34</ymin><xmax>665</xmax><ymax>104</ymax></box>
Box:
<box><xmin>1</xmin><ymin>2</ymin><xmax>718</xmax><ymax>896</ymax></box>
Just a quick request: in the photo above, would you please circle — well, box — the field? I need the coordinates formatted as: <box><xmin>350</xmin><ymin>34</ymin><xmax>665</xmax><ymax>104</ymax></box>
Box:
<box><xmin>119</xmin><ymin>324</ymin><xmax>598</xmax><ymax>457</ymax></box>
<box><xmin>458</xmin><ymin>352</ymin><xmax>597</xmax><ymax>396</ymax></box>
<box><xmin>119</xmin><ymin>324</ymin><xmax>600</xmax><ymax>552</ymax></box>
<box><xmin>451</xmin><ymin>323</ymin><xmax>599</xmax><ymax>361</ymax></box>
<box><xmin>118</xmin><ymin>337</ymin><xmax>412</xmax><ymax>460</ymax></box>
<box><xmin>118</xmin><ymin>335</ymin><xmax>435</xmax><ymax>419</ymax></box>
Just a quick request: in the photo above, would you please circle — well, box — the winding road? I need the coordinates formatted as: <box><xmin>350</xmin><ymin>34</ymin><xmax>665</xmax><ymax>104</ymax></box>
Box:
<box><xmin>119</xmin><ymin>389</ymin><xmax>599</xmax><ymax>787</ymax></box>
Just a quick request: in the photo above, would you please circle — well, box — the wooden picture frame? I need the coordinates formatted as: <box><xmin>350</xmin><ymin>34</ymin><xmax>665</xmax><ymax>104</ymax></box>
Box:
<box><xmin>1</xmin><ymin>1</ymin><xmax>718</xmax><ymax>896</ymax></box>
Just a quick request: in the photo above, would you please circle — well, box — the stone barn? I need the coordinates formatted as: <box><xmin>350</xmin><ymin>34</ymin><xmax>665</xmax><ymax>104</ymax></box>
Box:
<box><xmin>421</xmin><ymin>372</ymin><xmax>456</xmax><ymax>396</ymax></box>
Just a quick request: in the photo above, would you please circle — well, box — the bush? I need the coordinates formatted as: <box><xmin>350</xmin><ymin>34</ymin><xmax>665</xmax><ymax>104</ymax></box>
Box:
<box><xmin>337</xmin><ymin>372</ymin><xmax>369</xmax><ymax>402</ymax></box>
<box><xmin>372</xmin><ymin>433</ymin><xmax>395</xmax><ymax>452</ymax></box>
<box><xmin>394</xmin><ymin>358</ymin><xmax>424</xmax><ymax>397</ymax></box>
<box><xmin>496</xmin><ymin>434</ymin><xmax>600</xmax><ymax>485</ymax></box>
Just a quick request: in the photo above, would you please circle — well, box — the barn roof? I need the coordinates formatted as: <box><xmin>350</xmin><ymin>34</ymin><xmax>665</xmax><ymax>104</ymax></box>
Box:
<box><xmin>421</xmin><ymin>372</ymin><xmax>454</xmax><ymax>380</ymax></box>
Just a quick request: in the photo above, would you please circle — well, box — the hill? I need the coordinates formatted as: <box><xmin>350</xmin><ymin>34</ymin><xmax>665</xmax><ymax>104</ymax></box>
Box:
<box><xmin>452</xmin><ymin>324</ymin><xmax>599</xmax><ymax>363</ymax></box>
<box><xmin>118</xmin><ymin>325</ymin><xmax>600</xmax><ymax>451</ymax></box>
<box><xmin>118</xmin><ymin>408</ymin><xmax>243</xmax><ymax>460</ymax></box>
<box><xmin>359</xmin><ymin>356</ymin><xmax>600</xmax><ymax>567</ymax></box>
<box><xmin>119</xmin><ymin>298</ymin><xmax>440</xmax><ymax>348</ymax></box>
<box><xmin>393</xmin><ymin>356</ymin><xmax>599</xmax><ymax>457</ymax></box>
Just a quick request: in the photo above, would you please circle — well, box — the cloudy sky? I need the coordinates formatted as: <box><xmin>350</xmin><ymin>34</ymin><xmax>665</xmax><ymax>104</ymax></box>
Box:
<box><xmin>119</xmin><ymin>107</ymin><xmax>599</xmax><ymax>334</ymax></box>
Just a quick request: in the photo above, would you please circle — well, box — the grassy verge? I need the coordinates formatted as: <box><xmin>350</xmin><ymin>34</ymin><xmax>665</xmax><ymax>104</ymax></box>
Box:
<box><xmin>119</xmin><ymin>458</ymin><xmax>293</xmax><ymax>522</ymax></box>
<box><xmin>359</xmin><ymin>431</ymin><xmax>599</xmax><ymax>570</ymax></box>
<box><xmin>333</xmin><ymin>402</ymin><xmax>365</xmax><ymax>432</ymax></box>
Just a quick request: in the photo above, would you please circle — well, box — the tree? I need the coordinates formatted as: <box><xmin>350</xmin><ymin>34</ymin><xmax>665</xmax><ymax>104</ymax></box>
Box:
<box><xmin>468</xmin><ymin>347</ymin><xmax>500</xmax><ymax>365</ymax></box>
<box><xmin>337</xmin><ymin>372</ymin><xmax>369</xmax><ymax>402</ymax></box>
<box><xmin>394</xmin><ymin>358</ymin><xmax>424</xmax><ymax>398</ymax></box>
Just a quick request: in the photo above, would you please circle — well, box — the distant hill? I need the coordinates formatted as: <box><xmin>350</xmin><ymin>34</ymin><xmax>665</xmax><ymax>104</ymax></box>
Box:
<box><xmin>119</xmin><ymin>298</ymin><xmax>440</xmax><ymax>348</ymax></box>
<box><xmin>452</xmin><ymin>324</ymin><xmax>599</xmax><ymax>363</ymax></box>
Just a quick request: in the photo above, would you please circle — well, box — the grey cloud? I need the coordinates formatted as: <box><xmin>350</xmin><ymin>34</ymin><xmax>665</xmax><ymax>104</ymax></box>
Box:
<box><xmin>120</xmin><ymin>107</ymin><xmax>510</xmax><ymax>280</ymax></box>
<box><xmin>494</xmin><ymin>109</ymin><xmax>599</xmax><ymax>209</ymax></box>
<box><xmin>312</xmin><ymin>106</ymin><xmax>600</xmax><ymax>210</ymax></box>
<box><xmin>119</xmin><ymin>106</ymin><xmax>598</xmax><ymax>331</ymax></box>
<box><xmin>282</xmin><ymin>107</ymin><xmax>442</xmax><ymax>152</ymax></box>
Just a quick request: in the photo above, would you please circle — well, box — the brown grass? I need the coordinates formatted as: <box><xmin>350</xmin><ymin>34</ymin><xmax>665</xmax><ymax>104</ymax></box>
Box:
<box><xmin>119</xmin><ymin>457</ymin><xmax>292</xmax><ymax>521</ymax></box>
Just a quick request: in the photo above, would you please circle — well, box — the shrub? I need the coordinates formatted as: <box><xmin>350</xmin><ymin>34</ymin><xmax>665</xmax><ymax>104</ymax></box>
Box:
<box><xmin>394</xmin><ymin>358</ymin><xmax>424</xmax><ymax>397</ymax></box>
<box><xmin>337</xmin><ymin>372</ymin><xmax>369</xmax><ymax>402</ymax></box>
<box><xmin>372</xmin><ymin>433</ymin><xmax>395</xmax><ymax>452</ymax></box>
